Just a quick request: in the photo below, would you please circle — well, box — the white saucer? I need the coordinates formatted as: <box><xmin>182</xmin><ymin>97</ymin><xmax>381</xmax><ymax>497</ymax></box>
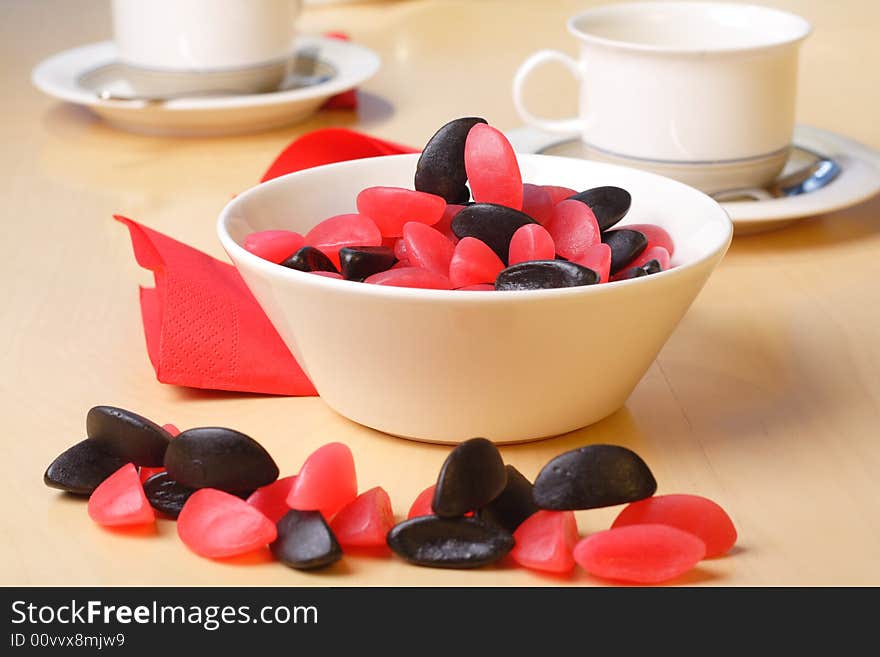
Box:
<box><xmin>507</xmin><ymin>125</ymin><xmax>880</xmax><ymax>234</ymax></box>
<box><xmin>31</xmin><ymin>35</ymin><xmax>380</xmax><ymax>137</ymax></box>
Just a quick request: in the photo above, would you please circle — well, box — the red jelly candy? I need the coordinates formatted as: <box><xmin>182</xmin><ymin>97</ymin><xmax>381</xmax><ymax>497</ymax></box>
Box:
<box><xmin>546</xmin><ymin>199</ymin><xmax>601</xmax><ymax>260</ymax></box>
<box><xmin>402</xmin><ymin>222</ymin><xmax>455</xmax><ymax>277</ymax></box>
<box><xmin>456</xmin><ymin>284</ymin><xmax>495</xmax><ymax>291</ymax></box>
<box><xmin>521</xmin><ymin>184</ymin><xmax>554</xmax><ymax>226</ymax></box>
<box><xmin>510</xmin><ymin>510</ymin><xmax>578</xmax><ymax>574</ymax></box>
<box><xmin>434</xmin><ymin>204</ymin><xmax>465</xmax><ymax>242</ymax></box>
<box><xmin>88</xmin><ymin>463</ymin><xmax>155</xmax><ymax>527</ymax></box>
<box><xmin>243</xmin><ymin>230</ymin><xmax>306</xmax><ymax>264</ymax></box>
<box><xmin>365</xmin><ymin>267</ymin><xmax>453</xmax><ymax>290</ymax></box>
<box><xmin>286</xmin><ymin>442</ymin><xmax>358</xmax><ymax>519</ymax></box>
<box><xmin>623</xmin><ymin>223</ymin><xmax>675</xmax><ymax>256</ymax></box>
<box><xmin>572</xmin><ymin>243</ymin><xmax>612</xmax><ymax>283</ymax></box>
<box><xmin>449</xmin><ymin>237</ymin><xmax>505</xmax><ymax>288</ymax></box>
<box><xmin>162</xmin><ymin>423</ymin><xmax>180</xmax><ymax>437</ymax></box>
<box><xmin>508</xmin><ymin>224</ymin><xmax>556</xmax><ymax>265</ymax></box>
<box><xmin>612</xmin><ymin>494</ymin><xmax>736</xmax><ymax>558</ymax></box>
<box><xmin>393</xmin><ymin>237</ymin><xmax>409</xmax><ymax>264</ymax></box>
<box><xmin>542</xmin><ymin>185</ymin><xmax>577</xmax><ymax>205</ymax></box>
<box><xmin>609</xmin><ymin>246</ymin><xmax>670</xmax><ymax>282</ymax></box>
<box><xmin>573</xmin><ymin>524</ymin><xmax>706</xmax><ymax>584</ymax></box>
<box><xmin>329</xmin><ymin>486</ymin><xmax>395</xmax><ymax>548</ymax></box>
<box><xmin>407</xmin><ymin>485</ymin><xmax>436</xmax><ymax>519</ymax></box>
<box><xmin>246</xmin><ymin>475</ymin><xmax>298</xmax><ymax>524</ymax></box>
<box><xmin>178</xmin><ymin>488</ymin><xmax>277</xmax><ymax>559</ymax></box>
<box><xmin>464</xmin><ymin>123</ymin><xmax>523</xmax><ymax>210</ymax></box>
<box><xmin>356</xmin><ymin>186</ymin><xmax>446</xmax><ymax>237</ymax></box>
<box><xmin>138</xmin><ymin>466</ymin><xmax>165</xmax><ymax>484</ymax></box>
<box><xmin>304</xmin><ymin>213</ymin><xmax>382</xmax><ymax>268</ymax></box>
<box><xmin>311</xmin><ymin>271</ymin><xmax>344</xmax><ymax>279</ymax></box>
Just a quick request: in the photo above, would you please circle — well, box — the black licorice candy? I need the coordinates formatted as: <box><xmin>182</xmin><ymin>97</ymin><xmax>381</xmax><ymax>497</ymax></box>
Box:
<box><xmin>569</xmin><ymin>186</ymin><xmax>632</xmax><ymax>231</ymax></box>
<box><xmin>387</xmin><ymin>516</ymin><xmax>514</xmax><ymax>569</ymax></box>
<box><xmin>495</xmin><ymin>260</ymin><xmax>599</xmax><ymax>291</ymax></box>
<box><xmin>86</xmin><ymin>405</ymin><xmax>172</xmax><ymax>467</ymax></box>
<box><xmin>451</xmin><ymin>203</ymin><xmax>537</xmax><ymax>264</ymax></box>
<box><xmin>43</xmin><ymin>438</ymin><xmax>128</xmax><ymax>496</ymax></box>
<box><xmin>164</xmin><ymin>427</ymin><xmax>279</xmax><ymax>493</ymax></box>
<box><xmin>339</xmin><ymin>246</ymin><xmax>397</xmax><ymax>281</ymax></box>
<box><xmin>432</xmin><ymin>437</ymin><xmax>507</xmax><ymax>518</ymax></box>
<box><xmin>475</xmin><ymin>465</ymin><xmax>539</xmax><ymax>533</ymax></box>
<box><xmin>415</xmin><ymin>117</ymin><xmax>487</xmax><ymax>202</ymax></box>
<box><xmin>280</xmin><ymin>246</ymin><xmax>340</xmax><ymax>273</ymax></box>
<box><xmin>532</xmin><ymin>444</ymin><xmax>657</xmax><ymax>510</ymax></box>
<box><xmin>271</xmin><ymin>509</ymin><xmax>342</xmax><ymax>570</ymax></box>
<box><xmin>602</xmin><ymin>229</ymin><xmax>648</xmax><ymax>275</ymax></box>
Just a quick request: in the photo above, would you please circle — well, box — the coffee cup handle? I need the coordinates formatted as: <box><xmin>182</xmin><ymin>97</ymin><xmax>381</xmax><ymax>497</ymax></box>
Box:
<box><xmin>513</xmin><ymin>50</ymin><xmax>584</xmax><ymax>134</ymax></box>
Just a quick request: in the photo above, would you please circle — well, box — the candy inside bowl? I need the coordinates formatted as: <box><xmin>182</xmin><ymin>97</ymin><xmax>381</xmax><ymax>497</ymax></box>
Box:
<box><xmin>218</xmin><ymin>146</ymin><xmax>731</xmax><ymax>444</ymax></box>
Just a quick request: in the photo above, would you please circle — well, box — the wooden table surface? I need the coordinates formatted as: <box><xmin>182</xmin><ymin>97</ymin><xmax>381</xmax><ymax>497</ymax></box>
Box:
<box><xmin>2</xmin><ymin>0</ymin><xmax>879</xmax><ymax>586</ymax></box>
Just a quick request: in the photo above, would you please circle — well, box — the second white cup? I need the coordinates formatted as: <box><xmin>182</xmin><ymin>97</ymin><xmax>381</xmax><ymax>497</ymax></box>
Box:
<box><xmin>513</xmin><ymin>2</ymin><xmax>811</xmax><ymax>193</ymax></box>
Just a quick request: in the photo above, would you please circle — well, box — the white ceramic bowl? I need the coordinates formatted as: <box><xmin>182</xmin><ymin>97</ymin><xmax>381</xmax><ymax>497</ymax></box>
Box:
<box><xmin>218</xmin><ymin>154</ymin><xmax>732</xmax><ymax>444</ymax></box>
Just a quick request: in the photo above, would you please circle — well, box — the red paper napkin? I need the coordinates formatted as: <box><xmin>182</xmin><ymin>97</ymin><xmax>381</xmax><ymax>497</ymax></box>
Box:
<box><xmin>119</xmin><ymin>129</ymin><xmax>416</xmax><ymax>395</ymax></box>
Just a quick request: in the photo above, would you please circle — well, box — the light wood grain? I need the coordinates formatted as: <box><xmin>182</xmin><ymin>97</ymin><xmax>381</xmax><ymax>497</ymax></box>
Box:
<box><xmin>1</xmin><ymin>0</ymin><xmax>879</xmax><ymax>586</ymax></box>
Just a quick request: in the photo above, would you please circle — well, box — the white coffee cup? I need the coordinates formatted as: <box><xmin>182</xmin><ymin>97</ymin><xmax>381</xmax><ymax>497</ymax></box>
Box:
<box><xmin>513</xmin><ymin>2</ymin><xmax>811</xmax><ymax>193</ymax></box>
<box><xmin>112</xmin><ymin>0</ymin><xmax>303</xmax><ymax>93</ymax></box>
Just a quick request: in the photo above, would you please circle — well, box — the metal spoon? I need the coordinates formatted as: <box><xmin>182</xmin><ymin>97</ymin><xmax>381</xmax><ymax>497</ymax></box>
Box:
<box><xmin>712</xmin><ymin>150</ymin><xmax>841</xmax><ymax>202</ymax></box>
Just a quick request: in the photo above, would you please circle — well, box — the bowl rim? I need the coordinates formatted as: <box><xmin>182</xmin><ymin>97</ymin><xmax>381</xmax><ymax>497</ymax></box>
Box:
<box><xmin>217</xmin><ymin>153</ymin><xmax>733</xmax><ymax>302</ymax></box>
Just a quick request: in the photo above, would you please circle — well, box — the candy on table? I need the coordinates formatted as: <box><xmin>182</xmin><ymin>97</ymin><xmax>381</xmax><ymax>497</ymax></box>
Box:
<box><xmin>431</xmin><ymin>437</ymin><xmax>507</xmax><ymax>518</ymax></box>
<box><xmin>88</xmin><ymin>463</ymin><xmax>155</xmax><ymax>527</ymax></box>
<box><xmin>44</xmin><ymin>438</ymin><xmax>128</xmax><ymax>495</ymax></box>
<box><xmin>387</xmin><ymin>516</ymin><xmax>514</xmax><ymax>569</ymax></box>
<box><xmin>178</xmin><ymin>488</ymin><xmax>277</xmax><ymax>559</ymax></box>
<box><xmin>474</xmin><ymin>465</ymin><xmax>538</xmax><ymax>533</ymax></box>
<box><xmin>401</xmin><ymin>222</ymin><xmax>455</xmax><ymax>277</ymax></box>
<box><xmin>286</xmin><ymin>442</ymin><xmax>358</xmax><ymax>520</ymax></box>
<box><xmin>162</xmin><ymin>423</ymin><xmax>181</xmax><ymax>437</ymax></box>
<box><xmin>303</xmin><ymin>213</ymin><xmax>382</xmax><ymax>268</ymax></box>
<box><xmin>142</xmin><ymin>471</ymin><xmax>196</xmax><ymax>518</ymax></box>
<box><xmin>164</xmin><ymin>427</ymin><xmax>279</xmax><ymax>494</ymax></box>
<box><xmin>339</xmin><ymin>246</ymin><xmax>398</xmax><ymax>281</ymax></box>
<box><xmin>281</xmin><ymin>245</ymin><xmax>340</xmax><ymax>274</ymax></box>
<box><xmin>612</xmin><ymin>494</ymin><xmax>737</xmax><ymax>558</ymax></box>
<box><xmin>568</xmin><ymin>186</ymin><xmax>632</xmax><ymax>232</ymax></box>
<box><xmin>573</xmin><ymin>524</ymin><xmax>706</xmax><ymax>584</ymax></box>
<box><xmin>451</xmin><ymin>203</ymin><xmax>536</xmax><ymax>264</ymax></box>
<box><xmin>510</xmin><ymin>510</ymin><xmax>579</xmax><ymax>574</ymax></box>
<box><xmin>572</xmin><ymin>243</ymin><xmax>612</xmax><ymax>283</ymax></box>
<box><xmin>449</xmin><ymin>237</ymin><xmax>505</xmax><ymax>288</ymax></box>
<box><xmin>329</xmin><ymin>486</ymin><xmax>395</xmax><ymax>548</ymax></box>
<box><xmin>407</xmin><ymin>484</ymin><xmax>437</xmax><ymax>519</ymax></box>
<box><xmin>464</xmin><ymin>123</ymin><xmax>524</xmax><ymax>210</ymax></box>
<box><xmin>532</xmin><ymin>444</ymin><xmax>657</xmax><ymax>510</ymax></box>
<box><xmin>602</xmin><ymin>228</ymin><xmax>649</xmax><ymax>275</ymax></box>
<box><xmin>246</xmin><ymin>475</ymin><xmax>298</xmax><ymax>524</ymax></box>
<box><xmin>521</xmin><ymin>183</ymin><xmax>554</xmax><ymax>226</ymax></box>
<box><xmin>508</xmin><ymin>223</ymin><xmax>555</xmax><ymax>265</ymax></box>
<box><xmin>414</xmin><ymin>117</ymin><xmax>487</xmax><ymax>203</ymax></box>
<box><xmin>494</xmin><ymin>260</ymin><xmax>599</xmax><ymax>291</ymax></box>
<box><xmin>243</xmin><ymin>230</ymin><xmax>305</xmax><ymax>264</ymax></box>
<box><xmin>86</xmin><ymin>405</ymin><xmax>172</xmax><ymax>467</ymax></box>
<box><xmin>546</xmin><ymin>199</ymin><xmax>601</xmax><ymax>260</ymax></box>
<box><xmin>356</xmin><ymin>186</ymin><xmax>446</xmax><ymax>237</ymax></box>
<box><xmin>271</xmin><ymin>509</ymin><xmax>343</xmax><ymax>570</ymax></box>
<box><xmin>365</xmin><ymin>266</ymin><xmax>453</xmax><ymax>290</ymax></box>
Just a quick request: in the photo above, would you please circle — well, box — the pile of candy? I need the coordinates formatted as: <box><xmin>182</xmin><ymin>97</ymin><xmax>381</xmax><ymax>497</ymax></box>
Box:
<box><xmin>243</xmin><ymin>117</ymin><xmax>674</xmax><ymax>291</ymax></box>
<box><xmin>45</xmin><ymin>406</ymin><xmax>736</xmax><ymax>584</ymax></box>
